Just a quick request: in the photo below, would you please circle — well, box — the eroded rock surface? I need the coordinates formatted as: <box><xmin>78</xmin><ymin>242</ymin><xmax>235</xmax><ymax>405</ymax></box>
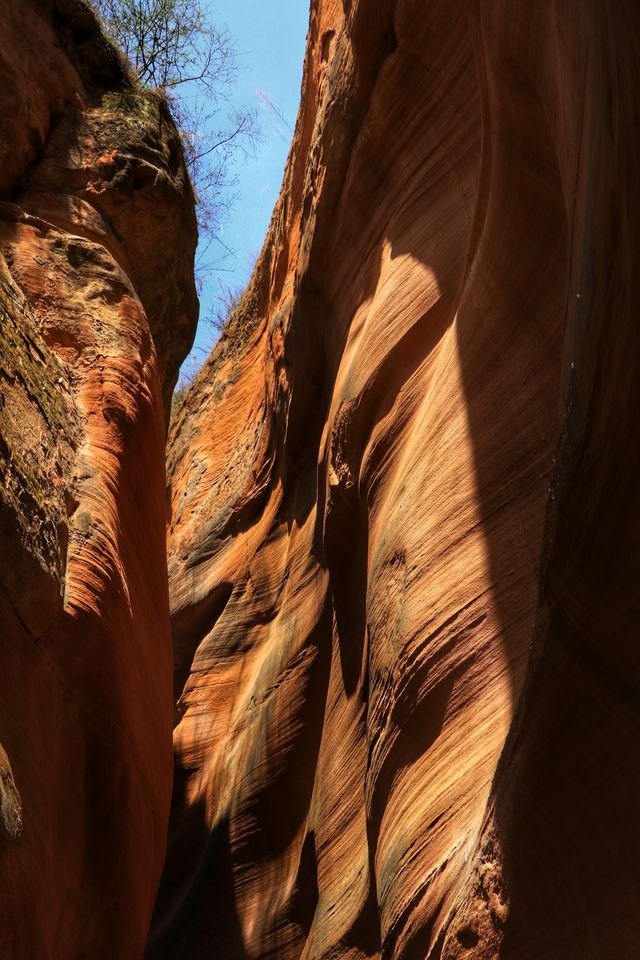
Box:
<box><xmin>0</xmin><ymin>1</ymin><xmax>197</xmax><ymax>956</ymax></box>
<box><xmin>152</xmin><ymin>2</ymin><xmax>640</xmax><ymax>959</ymax></box>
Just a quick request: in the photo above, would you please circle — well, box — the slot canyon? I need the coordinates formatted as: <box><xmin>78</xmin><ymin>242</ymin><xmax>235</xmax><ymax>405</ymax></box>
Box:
<box><xmin>1</xmin><ymin>1</ymin><xmax>639</xmax><ymax>958</ymax></box>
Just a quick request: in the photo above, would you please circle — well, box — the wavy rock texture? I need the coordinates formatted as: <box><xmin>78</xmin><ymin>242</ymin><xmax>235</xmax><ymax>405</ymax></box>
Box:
<box><xmin>152</xmin><ymin>1</ymin><xmax>640</xmax><ymax>959</ymax></box>
<box><xmin>0</xmin><ymin>1</ymin><xmax>197</xmax><ymax>956</ymax></box>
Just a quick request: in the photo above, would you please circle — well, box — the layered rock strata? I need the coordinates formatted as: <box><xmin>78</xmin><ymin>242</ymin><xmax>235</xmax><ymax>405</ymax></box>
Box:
<box><xmin>1</xmin><ymin>0</ymin><xmax>638</xmax><ymax>957</ymax></box>
<box><xmin>151</xmin><ymin>1</ymin><xmax>640</xmax><ymax>959</ymax></box>
<box><xmin>0</xmin><ymin>1</ymin><xmax>197</xmax><ymax>956</ymax></box>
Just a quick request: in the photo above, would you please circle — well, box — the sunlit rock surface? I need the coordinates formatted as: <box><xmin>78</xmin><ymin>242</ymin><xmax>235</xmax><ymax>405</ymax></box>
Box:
<box><xmin>151</xmin><ymin>1</ymin><xmax>640</xmax><ymax>959</ymax></box>
<box><xmin>0</xmin><ymin>1</ymin><xmax>197</xmax><ymax>956</ymax></box>
<box><xmin>1</xmin><ymin>0</ymin><xmax>638</xmax><ymax>957</ymax></box>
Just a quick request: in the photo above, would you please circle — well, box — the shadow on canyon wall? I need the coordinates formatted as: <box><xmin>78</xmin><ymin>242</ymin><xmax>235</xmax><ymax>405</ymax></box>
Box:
<box><xmin>151</xmin><ymin>1</ymin><xmax>640</xmax><ymax>957</ymax></box>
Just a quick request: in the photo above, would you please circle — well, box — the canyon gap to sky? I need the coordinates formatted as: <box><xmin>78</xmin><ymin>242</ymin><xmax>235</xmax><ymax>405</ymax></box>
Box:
<box><xmin>185</xmin><ymin>0</ymin><xmax>309</xmax><ymax>372</ymax></box>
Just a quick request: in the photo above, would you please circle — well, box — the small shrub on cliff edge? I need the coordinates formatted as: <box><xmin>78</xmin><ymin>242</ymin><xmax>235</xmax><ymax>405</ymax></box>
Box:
<box><xmin>91</xmin><ymin>0</ymin><xmax>259</xmax><ymax>245</ymax></box>
<box><xmin>209</xmin><ymin>282</ymin><xmax>244</xmax><ymax>335</ymax></box>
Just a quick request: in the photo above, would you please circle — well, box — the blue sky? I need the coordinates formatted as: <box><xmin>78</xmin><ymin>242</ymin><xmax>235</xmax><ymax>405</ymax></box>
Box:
<box><xmin>183</xmin><ymin>0</ymin><xmax>310</xmax><ymax>376</ymax></box>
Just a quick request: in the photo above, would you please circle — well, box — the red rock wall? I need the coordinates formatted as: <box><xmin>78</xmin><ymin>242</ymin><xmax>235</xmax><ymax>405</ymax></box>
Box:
<box><xmin>152</xmin><ymin>1</ymin><xmax>640</xmax><ymax>959</ymax></box>
<box><xmin>0</xmin><ymin>1</ymin><xmax>197</xmax><ymax>957</ymax></box>
<box><xmin>2</xmin><ymin>0</ymin><xmax>638</xmax><ymax>957</ymax></box>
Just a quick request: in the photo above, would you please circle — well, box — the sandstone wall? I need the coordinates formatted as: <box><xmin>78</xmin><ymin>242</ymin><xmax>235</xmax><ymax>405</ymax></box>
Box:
<box><xmin>0</xmin><ymin>2</ymin><xmax>198</xmax><ymax>956</ymax></box>
<box><xmin>1</xmin><ymin>0</ymin><xmax>638</xmax><ymax>957</ymax></box>
<box><xmin>152</xmin><ymin>2</ymin><xmax>640</xmax><ymax>959</ymax></box>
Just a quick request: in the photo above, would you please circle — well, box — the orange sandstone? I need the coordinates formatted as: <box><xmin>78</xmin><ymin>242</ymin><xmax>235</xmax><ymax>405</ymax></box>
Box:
<box><xmin>1</xmin><ymin>0</ymin><xmax>639</xmax><ymax>958</ymax></box>
<box><xmin>0</xmin><ymin>1</ymin><xmax>197</xmax><ymax>957</ymax></box>
<box><xmin>151</xmin><ymin>1</ymin><xmax>640</xmax><ymax>959</ymax></box>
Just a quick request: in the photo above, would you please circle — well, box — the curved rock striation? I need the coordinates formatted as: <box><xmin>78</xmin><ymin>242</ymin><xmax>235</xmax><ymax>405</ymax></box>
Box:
<box><xmin>0</xmin><ymin>1</ymin><xmax>198</xmax><ymax>956</ymax></box>
<box><xmin>152</xmin><ymin>1</ymin><xmax>640</xmax><ymax>959</ymax></box>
